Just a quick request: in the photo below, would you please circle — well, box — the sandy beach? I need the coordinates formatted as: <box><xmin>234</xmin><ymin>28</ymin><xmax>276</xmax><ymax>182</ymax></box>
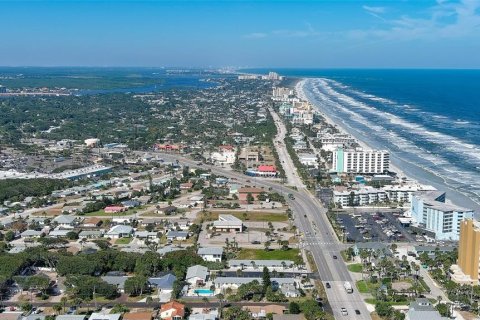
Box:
<box><xmin>295</xmin><ymin>77</ymin><xmax>480</xmax><ymax>213</ymax></box>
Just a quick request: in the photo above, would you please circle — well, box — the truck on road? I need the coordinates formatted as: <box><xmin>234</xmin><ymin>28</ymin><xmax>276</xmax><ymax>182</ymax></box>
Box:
<box><xmin>344</xmin><ymin>281</ymin><xmax>353</xmax><ymax>293</ymax></box>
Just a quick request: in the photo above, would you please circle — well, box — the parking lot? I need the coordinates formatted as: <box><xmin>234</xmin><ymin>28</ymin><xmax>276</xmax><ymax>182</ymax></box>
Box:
<box><xmin>337</xmin><ymin>211</ymin><xmax>416</xmax><ymax>243</ymax></box>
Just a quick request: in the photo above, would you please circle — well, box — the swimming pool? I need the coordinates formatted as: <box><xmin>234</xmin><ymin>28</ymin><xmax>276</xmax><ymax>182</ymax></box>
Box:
<box><xmin>194</xmin><ymin>289</ymin><xmax>214</xmax><ymax>296</ymax></box>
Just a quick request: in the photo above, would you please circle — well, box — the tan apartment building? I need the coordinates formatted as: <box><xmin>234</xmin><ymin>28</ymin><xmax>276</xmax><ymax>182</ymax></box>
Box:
<box><xmin>457</xmin><ymin>219</ymin><xmax>480</xmax><ymax>282</ymax></box>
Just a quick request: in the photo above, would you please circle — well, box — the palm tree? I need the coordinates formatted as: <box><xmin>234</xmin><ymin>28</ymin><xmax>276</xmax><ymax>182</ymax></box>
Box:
<box><xmin>60</xmin><ymin>296</ymin><xmax>68</xmax><ymax>313</ymax></box>
<box><xmin>53</xmin><ymin>304</ymin><xmax>62</xmax><ymax>315</ymax></box>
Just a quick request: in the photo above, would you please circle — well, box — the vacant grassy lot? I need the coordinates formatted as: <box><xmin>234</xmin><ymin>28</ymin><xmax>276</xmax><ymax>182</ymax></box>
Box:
<box><xmin>203</xmin><ymin>210</ymin><xmax>287</xmax><ymax>222</ymax></box>
<box><xmin>347</xmin><ymin>263</ymin><xmax>363</xmax><ymax>273</ymax></box>
<box><xmin>356</xmin><ymin>280</ymin><xmax>370</xmax><ymax>293</ymax></box>
<box><xmin>237</xmin><ymin>248</ymin><xmax>303</xmax><ymax>264</ymax></box>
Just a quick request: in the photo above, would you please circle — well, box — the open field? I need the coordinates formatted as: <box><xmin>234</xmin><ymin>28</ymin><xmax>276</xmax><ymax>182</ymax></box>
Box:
<box><xmin>201</xmin><ymin>210</ymin><xmax>288</xmax><ymax>222</ymax></box>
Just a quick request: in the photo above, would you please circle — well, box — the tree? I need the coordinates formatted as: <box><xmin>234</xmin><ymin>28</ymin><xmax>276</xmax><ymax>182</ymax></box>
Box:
<box><xmin>300</xmin><ymin>300</ymin><xmax>324</xmax><ymax>320</ymax></box>
<box><xmin>262</xmin><ymin>266</ymin><xmax>271</xmax><ymax>293</ymax></box>
<box><xmin>53</xmin><ymin>304</ymin><xmax>62</xmax><ymax>315</ymax></box>
<box><xmin>66</xmin><ymin>231</ymin><xmax>79</xmax><ymax>240</ymax></box>
<box><xmin>289</xmin><ymin>301</ymin><xmax>301</xmax><ymax>314</ymax></box>
<box><xmin>247</xmin><ymin>193</ymin><xmax>254</xmax><ymax>204</ymax></box>
<box><xmin>223</xmin><ymin>306</ymin><xmax>250</xmax><ymax>320</ymax></box>
<box><xmin>60</xmin><ymin>296</ymin><xmax>68</xmax><ymax>313</ymax></box>
<box><xmin>4</xmin><ymin>230</ymin><xmax>14</xmax><ymax>242</ymax></box>
<box><xmin>124</xmin><ymin>276</ymin><xmax>148</xmax><ymax>296</ymax></box>
<box><xmin>264</xmin><ymin>241</ymin><xmax>271</xmax><ymax>251</ymax></box>
<box><xmin>110</xmin><ymin>304</ymin><xmax>129</xmax><ymax>314</ymax></box>
<box><xmin>20</xmin><ymin>302</ymin><xmax>33</xmax><ymax>312</ymax></box>
<box><xmin>375</xmin><ymin>301</ymin><xmax>394</xmax><ymax>318</ymax></box>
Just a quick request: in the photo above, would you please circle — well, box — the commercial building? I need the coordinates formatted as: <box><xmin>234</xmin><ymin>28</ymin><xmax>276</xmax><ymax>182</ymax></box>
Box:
<box><xmin>411</xmin><ymin>191</ymin><xmax>474</xmax><ymax>241</ymax></box>
<box><xmin>332</xmin><ymin>147</ymin><xmax>390</xmax><ymax>174</ymax></box>
<box><xmin>272</xmin><ymin>87</ymin><xmax>293</xmax><ymax>101</ymax></box>
<box><xmin>456</xmin><ymin>219</ymin><xmax>480</xmax><ymax>282</ymax></box>
<box><xmin>213</xmin><ymin>214</ymin><xmax>243</xmax><ymax>232</ymax></box>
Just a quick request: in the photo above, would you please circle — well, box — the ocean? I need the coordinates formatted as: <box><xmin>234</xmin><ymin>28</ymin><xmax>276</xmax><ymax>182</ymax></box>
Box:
<box><xmin>244</xmin><ymin>69</ymin><xmax>480</xmax><ymax>212</ymax></box>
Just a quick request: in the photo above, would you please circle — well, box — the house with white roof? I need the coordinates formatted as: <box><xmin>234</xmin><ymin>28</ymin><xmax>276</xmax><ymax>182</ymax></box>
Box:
<box><xmin>88</xmin><ymin>313</ymin><xmax>122</xmax><ymax>320</ymax></box>
<box><xmin>53</xmin><ymin>215</ymin><xmax>79</xmax><ymax>229</ymax></box>
<box><xmin>106</xmin><ymin>225</ymin><xmax>133</xmax><ymax>239</ymax></box>
<box><xmin>186</xmin><ymin>265</ymin><xmax>208</xmax><ymax>286</ymax></box>
<box><xmin>197</xmin><ymin>247</ymin><xmax>223</xmax><ymax>262</ymax></box>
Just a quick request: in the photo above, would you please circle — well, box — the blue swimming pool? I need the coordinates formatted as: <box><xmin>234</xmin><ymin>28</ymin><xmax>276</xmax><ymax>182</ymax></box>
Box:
<box><xmin>194</xmin><ymin>289</ymin><xmax>214</xmax><ymax>296</ymax></box>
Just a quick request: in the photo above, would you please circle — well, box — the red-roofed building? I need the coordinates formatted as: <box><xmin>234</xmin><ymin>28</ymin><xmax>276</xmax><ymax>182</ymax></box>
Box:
<box><xmin>238</xmin><ymin>187</ymin><xmax>264</xmax><ymax>202</ymax></box>
<box><xmin>219</xmin><ymin>145</ymin><xmax>234</xmax><ymax>151</ymax></box>
<box><xmin>258</xmin><ymin>165</ymin><xmax>277</xmax><ymax>173</ymax></box>
<box><xmin>160</xmin><ymin>301</ymin><xmax>185</xmax><ymax>320</ymax></box>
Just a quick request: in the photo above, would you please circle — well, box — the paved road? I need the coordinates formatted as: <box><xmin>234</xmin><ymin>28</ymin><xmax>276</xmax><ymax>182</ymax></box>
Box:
<box><xmin>157</xmin><ymin>148</ymin><xmax>371</xmax><ymax>319</ymax></box>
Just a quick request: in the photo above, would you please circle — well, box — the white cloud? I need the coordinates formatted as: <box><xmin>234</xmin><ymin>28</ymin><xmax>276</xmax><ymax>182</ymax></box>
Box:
<box><xmin>362</xmin><ymin>5</ymin><xmax>386</xmax><ymax>14</ymax></box>
<box><xmin>243</xmin><ymin>32</ymin><xmax>267</xmax><ymax>39</ymax></box>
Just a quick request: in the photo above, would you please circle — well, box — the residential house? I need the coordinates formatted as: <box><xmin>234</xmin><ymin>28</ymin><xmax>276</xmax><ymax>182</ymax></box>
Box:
<box><xmin>88</xmin><ymin>313</ymin><xmax>122</xmax><ymax>320</ymax></box>
<box><xmin>197</xmin><ymin>247</ymin><xmax>223</xmax><ymax>262</ymax></box>
<box><xmin>122</xmin><ymin>312</ymin><xmax>152</xmax><ymax>320</ymax></box>
<box><xmin>101</xmin><ymin>276</ymin><xmax>130</xmax><ymax>293</ymax></box>
<box><xmin>135</xmin><ymin>231</ymin><xmax>158</xmax><ymax>240</ymax></box>
<box><xmin>79</xmin><ymin>230</ymin><xmax>104</xmax><ymax>239</ymax></box>
<box><xmin>157</xmin><ymin>206</ymin><xmax>177</xmax><ymax>215</ymax></box>
<box><xmin>53</xmin><ymin>215</ymin><xmax>78</xmax><ymax>229</ymax></box>
<box><xmin>406</xmin><ymin>298</ymin><xmax>449</xmax><ymax>320</ymax></box>
<box><xmin>148</xmin><ymin>273</ymin><xmax>177</xmax><ymax>294</ymax></box>
<box><xmin>166</xmin><ymin>231</ymin><xmax>189</xmax><ymax>241</ymax></box>
<box><xmin>243</xmin><ymin>305</ymin><xmax>286</xmax><ymax>319</ymax></box>
<box><xmin>186</xmin><ymin>265</ymin><xmax>208</xmax><ymax>286</ymax></box>
<box><xmin>82</xmin><ymin>217</ymin><xmax>103</xmax><ymax>228</ymax></box>
<box><xmin>180</xmin><ymin>183</ymin><xmax>193</xmax><ymax>190</ymax></box>
<box><xmin>49</xmin><ymin>228</ymin><xmax>70</xmax><ymax>238</ymax></box>
<box><xmin>106</xmin><ymin>225</ymin><xmax>133</xmax><ymax>238</ymax></box>
<box><xmin>121</xmin><ymin>200</ymin><xmax>141</xmax><ymax>209</ymax></box>
<box><xmin>159</xmin><ymin>301</ymin><xmax>185</xmax><ymax>320</ymax></box>
<box><xmin>281</xmin><ymin>284</ymin><xmax>300</xmax><ymax>298</ymax></box>
<box><xmin>273</xmin><ymin>316</ymin><xmax>306</xmax><ymax>320</ymax></box>
<box><xmin>20</xmin><ymin>230</ymin><xmax>43</xmax><ymax>239</ymax></box>
<box><xmin>56</xmin><ymin>316</ymin><xmax>86</xmax><ymax>320</ymax></box>
<box><xmin>0</xmin><ymin>313</ymin><xmax>23</xmax><ymax>320</ymax></box>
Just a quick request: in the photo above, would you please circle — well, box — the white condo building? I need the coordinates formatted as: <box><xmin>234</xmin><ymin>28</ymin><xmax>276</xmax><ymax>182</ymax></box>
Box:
<box><xmin>332</xmin><ymin>147</ymin><xmax>390</xmax><ymax>174</ymax></box>
<box><xmin>410</xmin><ymin>191</ymin><xmax>474</xmax><ymax>241</ymax></box>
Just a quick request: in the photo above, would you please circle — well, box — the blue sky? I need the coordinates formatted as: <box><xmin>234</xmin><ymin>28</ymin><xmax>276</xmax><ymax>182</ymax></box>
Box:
<box><xmin>1</xmin><ymin>0</ymin><xmax>479</xmax><ymax>68</ymax></box>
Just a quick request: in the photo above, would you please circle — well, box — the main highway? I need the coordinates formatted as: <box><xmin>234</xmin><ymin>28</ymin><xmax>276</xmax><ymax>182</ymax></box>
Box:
<box><xmin>156</xmin><ymin>110</ymin><xmax>372</xmax><ymax>320</ymax></box>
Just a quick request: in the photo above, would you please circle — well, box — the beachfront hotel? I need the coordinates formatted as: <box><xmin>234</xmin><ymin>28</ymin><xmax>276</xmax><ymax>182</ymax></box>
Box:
<box><xmin>410</xmin><ymin>191</ymin><xmax>474</xmax><ymax>241</ymax></box>
<box><xmin>332</xmin><ymin>147</ymin><xmax>390</xmax><ymax>174</ymax></box>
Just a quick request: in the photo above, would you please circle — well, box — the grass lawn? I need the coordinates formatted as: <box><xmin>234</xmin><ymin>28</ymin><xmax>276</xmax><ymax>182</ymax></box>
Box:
<box><xmin>237</xmin><ymin>248</ymin><xmax>303</xmax><ymax>264</ymax></box>
<box><xmin>306</xmin><ymin>250</ymin><xmax>317</xmax><ymax>273</ymax></box>
<box><xmin>347</xmin><ymin>263</ymin><xmax>363</xmax><ymax>273</ymax></box>
<box><xmin>115</xmin><ymin>237</ymin><xmax>132</xmax><ymax>245</ymax></box>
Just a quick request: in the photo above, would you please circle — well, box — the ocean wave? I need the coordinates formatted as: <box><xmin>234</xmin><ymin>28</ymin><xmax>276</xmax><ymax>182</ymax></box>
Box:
<box><xmin>303</xmin><ymin>78</ymin><xmax>480</xmax><ymax>209</ymax></box>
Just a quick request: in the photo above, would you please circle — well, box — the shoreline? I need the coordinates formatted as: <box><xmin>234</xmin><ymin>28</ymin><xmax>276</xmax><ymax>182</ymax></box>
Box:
<box><xmin>295</xmin><ymin>78</ymin><xmax>480</xmax><ymax>213</ymax></box>
<box><xmin>295</xmin><ymin>79</ymin><xmax>409</xmax><ymax>181</ymax></box>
